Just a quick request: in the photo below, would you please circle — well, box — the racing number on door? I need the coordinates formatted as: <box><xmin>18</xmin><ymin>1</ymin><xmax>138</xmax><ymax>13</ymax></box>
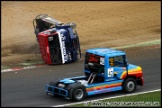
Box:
<box><xmin>108</xmin><ymin>68</ymin><xmax>114</xmax><ymax>77</ymax></box>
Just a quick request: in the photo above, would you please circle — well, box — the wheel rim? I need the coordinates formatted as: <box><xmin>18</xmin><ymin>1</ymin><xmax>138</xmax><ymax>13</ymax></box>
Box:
<box><xmin>75</xmin><ymin>89</ymin><xmax>84</xmax><ymax>99</ymax></box>
<box><xmin>126</xmin><ymin>81</ymin><xmax>135</xmax><ymax>92</ymax></box>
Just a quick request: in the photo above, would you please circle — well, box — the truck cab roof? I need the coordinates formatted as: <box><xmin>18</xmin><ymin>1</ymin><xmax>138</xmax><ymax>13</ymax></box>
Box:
<box><xmin>86</xmin><ymin>48</ymin><xmax>126</xmax><ymax>57</ymax></box>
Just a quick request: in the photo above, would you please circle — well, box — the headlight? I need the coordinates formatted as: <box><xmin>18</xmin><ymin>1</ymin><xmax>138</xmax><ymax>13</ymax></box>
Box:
<box><xmin>58</xmin><ymin>83</ymin><xmax>65</xmax><ymax>88</ymax></box>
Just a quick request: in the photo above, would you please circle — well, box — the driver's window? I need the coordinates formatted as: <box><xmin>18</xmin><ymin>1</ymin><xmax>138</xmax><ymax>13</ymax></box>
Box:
<box><xmin>109</xmin><ymin>55</ymin><xmax>126</xmax><ymax>67</ymax></box>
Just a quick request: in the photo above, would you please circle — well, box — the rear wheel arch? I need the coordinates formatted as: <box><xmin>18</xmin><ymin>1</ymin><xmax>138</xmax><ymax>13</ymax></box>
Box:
<box><xmin>49</xmin><ymin>78</ymin><xmax>62</xmax><ymax>86</ymax></box>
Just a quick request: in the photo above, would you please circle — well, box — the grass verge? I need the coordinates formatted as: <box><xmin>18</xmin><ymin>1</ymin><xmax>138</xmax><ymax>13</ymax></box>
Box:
<box><xmin>68</xmin><ymin>91</ymin><xmax>161</xmax><ymax>107</ymax></box>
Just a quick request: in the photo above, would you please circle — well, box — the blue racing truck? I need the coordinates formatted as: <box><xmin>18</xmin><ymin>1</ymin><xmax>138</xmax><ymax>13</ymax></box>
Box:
<box><xmin>33</xmin><ymin>14</ymin><xmax>81</xmax><ymax>64</ymax></box>
<box><xmin>45</xmin><ymin>48</ymin><xmax>144</xmax><ymax>101</ymax></box>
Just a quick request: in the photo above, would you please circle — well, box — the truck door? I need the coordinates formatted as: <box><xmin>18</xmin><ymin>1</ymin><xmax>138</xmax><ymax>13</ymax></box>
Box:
<box><xmin>109</xmin><ymin>55</ymin><xmax>127</xmax><ymax>79</ymax></box>
<box><xmin>105</xmin><ymin>55</ymin><xmax>127</xmax><ymax>81</ymax></box>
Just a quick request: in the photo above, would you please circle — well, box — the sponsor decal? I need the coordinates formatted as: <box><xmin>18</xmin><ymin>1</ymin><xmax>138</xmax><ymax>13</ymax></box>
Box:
<box><xmin>100</xmin><ymin>57</ymin><xmax>105</xmax><ymax>65</ymax></box>
<box><xmin>108</xmin><ymin>68</ymin><xmax>114</xmax><ymax>77</ymax></box>
<box><xmin>60</xmin><ymin>33</ymin><xmax>67</xmax><ymax>62</ymax></box>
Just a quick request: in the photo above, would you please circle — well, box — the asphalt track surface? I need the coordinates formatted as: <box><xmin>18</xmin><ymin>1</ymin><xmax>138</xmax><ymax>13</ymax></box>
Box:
<box><xmin>1</xmin><ymin>45</ymin><xmax>161</xmax><ymax>107</ymax></box>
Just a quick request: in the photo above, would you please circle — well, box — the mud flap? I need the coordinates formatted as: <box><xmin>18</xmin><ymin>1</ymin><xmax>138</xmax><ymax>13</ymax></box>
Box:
<box><xmin>137</xmin><ymin>77</ymin><xmax>144</xmax><ymax>86</ymax></box>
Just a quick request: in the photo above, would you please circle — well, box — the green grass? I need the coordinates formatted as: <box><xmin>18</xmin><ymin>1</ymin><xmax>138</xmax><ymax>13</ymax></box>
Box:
<box><xmin>68</xmin><ymin>91</ymin><xmax>161</xmax><ymax>107</ymax></box>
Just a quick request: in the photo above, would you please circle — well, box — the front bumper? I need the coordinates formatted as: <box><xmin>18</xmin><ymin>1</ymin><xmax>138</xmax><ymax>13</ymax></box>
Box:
<box><xmin>45</xmin><ymin>84</ymin><xmax>68</xmax><ymax>97</ymax></box>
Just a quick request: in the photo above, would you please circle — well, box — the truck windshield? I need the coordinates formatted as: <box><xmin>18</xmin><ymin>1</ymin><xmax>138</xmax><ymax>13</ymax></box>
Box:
<box><xmin>48</xmin><ymin>34</ymin><xmax>62</xmax><ymax>64</ymax></box>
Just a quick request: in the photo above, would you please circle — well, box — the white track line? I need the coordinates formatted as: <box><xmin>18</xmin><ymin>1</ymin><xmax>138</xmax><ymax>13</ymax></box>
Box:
<box><xmin>53</xmin><ymin>89</ymin><xmax>161</xmax><ymax>107</ymax></box>
<box><xmin>1</xmin><ymin>65</ymin><xmax>44</xmax><ymax>73</ymax></box>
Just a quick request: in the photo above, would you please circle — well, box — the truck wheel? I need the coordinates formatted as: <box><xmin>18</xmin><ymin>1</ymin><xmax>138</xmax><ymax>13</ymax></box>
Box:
<box><xmin>123</xmin><ymin>78</ymin><xmax>137</xmax><ymax>93</ymax></box>
<box><xmin>72</xmin><ymin>86</ymin><xmax>85</xmax><ymax>101</ymax></box>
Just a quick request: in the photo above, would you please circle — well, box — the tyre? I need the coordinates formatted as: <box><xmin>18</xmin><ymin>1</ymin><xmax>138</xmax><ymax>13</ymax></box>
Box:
<box><xmin>123</xmin><ymin>77</ymin><xmax>137</xmax><ymax>93</ymax></box>
<box><xmin>72</xmin><ymin>86</ymin><xmax>86</xmax><ymax>101</ymax></box>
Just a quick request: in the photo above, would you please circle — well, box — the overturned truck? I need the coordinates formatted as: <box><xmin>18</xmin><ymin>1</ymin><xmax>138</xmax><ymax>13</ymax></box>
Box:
<box><xmin>33</xmin><ymin>14</ymin><xmax>81</xmax><ymax>64</ymax></box>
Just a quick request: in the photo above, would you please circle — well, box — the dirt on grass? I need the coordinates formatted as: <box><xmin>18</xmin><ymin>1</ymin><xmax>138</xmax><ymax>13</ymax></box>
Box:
<box><xmin>1</xmin><ymin>1</ymin><xmax>161</xmax><ymax>66</ymax></box>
